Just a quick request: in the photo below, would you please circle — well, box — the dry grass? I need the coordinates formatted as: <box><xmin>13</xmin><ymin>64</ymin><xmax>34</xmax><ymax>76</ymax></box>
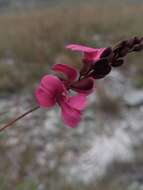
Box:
<box><xmin>0</xmin><ymin>1</ymin><xmax>143</xmax><ymax>92</ymax></box>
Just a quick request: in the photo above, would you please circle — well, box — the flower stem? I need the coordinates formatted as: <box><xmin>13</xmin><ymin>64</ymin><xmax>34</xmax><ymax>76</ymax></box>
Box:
<box><xmin>0</xmin><ymin>106</ymin><xmax>40</xmax><ymax>132</ymax></box>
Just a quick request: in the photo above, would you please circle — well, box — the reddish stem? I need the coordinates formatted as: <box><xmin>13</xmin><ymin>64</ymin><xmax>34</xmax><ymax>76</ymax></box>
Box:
<box><xmin>0</xmin><ymin>106</ymin><xmax>40</xmax><ymax>132</ymax></box>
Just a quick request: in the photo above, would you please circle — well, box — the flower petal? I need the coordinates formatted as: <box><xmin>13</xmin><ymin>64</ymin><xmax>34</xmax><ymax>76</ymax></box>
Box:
<box><xmin>52</xmin><ymin>63</ymin><xmax>78</xmax><ymax>81</ymax></box>
<box><xmin>71</xmin><ymin>78</ymin><xmax>94</xmax><ymax>94</ymax></box>
<box><xmin>66</xmin><ymin>44</ymin><xmax>99</xmax><ymax>53</ymax></box>
<box><xmin>84</xmin><ymin>48</ymin><xmax>107</xmax><ymax>62</ymax></box>
<box><xmin>66</xmin><ymin>44</ymin><xmax>107</xmax><ymax>62</ymax></box>
<box><xmin>35</xmin><ymin>87</ymin><xmax>56</xmax><ymax>107</ymax></box>
<box><xmin>35</xmin><ymin>75</ymin><xmax>65</xmax><ymax>107</ymax></box>
<box><xmin>84</xmin><ymin>52</ymin><xmax>100</xmax><ymax>62</ymax></box>
<box><xmin>68</xmin><ymin>94</ymin><xmax>87</xmax><ymax>111</ymax></box>
<box><xmin>60</xmin><ymin>101</ymin><xmax>82</xmax><ymax>128</ymax></box>
<box><xmin>41</xmin><ymin>75</ymin><xmax>64</xmax><ymax>96</ymax></box>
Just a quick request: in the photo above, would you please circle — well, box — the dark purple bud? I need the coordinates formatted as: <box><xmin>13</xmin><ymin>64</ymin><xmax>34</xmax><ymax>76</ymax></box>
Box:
<box><xmin>113</xmin><ymin>36</ymin><xmax>143</xmax><ymax>59</ymax></box>
<box><xmin>90</xmin><ymin>73</ymin><xmax>107</xmax><ymax>79</ymax></box>
<box><xmin>120</xmin><ymin>40</ymin><xmax>128</xmax><ymax>47</ymax></box>
<box><xmin>114</xmin><ymin>40</ymin><xmax>128</xmax><ymax>50</ymax></box>
<box><xmin>132</xmin><ymin>43</ymin><xmax>143</xmax><ymax>52</ymax></box>
<box><xmin>127</xmin><ymin>38</ymin><xmax>135</xmax><ymax>49</ymax></box>
<box><xmin>127</xmin><ymin>37</ymin><xmax>143</xmax><ymax>49</ymax></box>
<box><xmin>91</xmin><ymin>59</ymin><xmax>112</xmax><ymax>79</ymax></box>
<box><xmin>111</xmin><ymin>59</ymin><xmax>124</xmax><ymax>67</ymax></box>
<box><xmin>113</xmin><ymin>47</ymin><xmax>120</xmax><ymax>58</ymax></box>
<box><xmin>133</xmin><ymin>36</ymin><xmax>141</xmax><ymax>44</ymax></box>
<box><xmin>118</xmin><ymin>46</ymin><xmax>129</xmax><ymax>57</ymax></box>
<box><xmin>71</xmin><ymin>78</ymin><xmax>94</xmax><ymax>93</ymax></box>
<box><xmin>100</xmin><ymin>47</ymin><xmax>113</xmax><ymax>58</ymax></box>
<box><xmin>92</xmin><ymin>58</ymin><xmax>108</xmax><ymax>68</ymax></box>
<box><xmin>91</xmin><ymin>66</ymin><xmax>111</xmax><ymax>79</ymax></box>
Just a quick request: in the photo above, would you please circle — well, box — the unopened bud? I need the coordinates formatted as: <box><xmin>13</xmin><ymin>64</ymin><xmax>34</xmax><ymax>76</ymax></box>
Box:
<box><xmin>111</xmin><ymin>59</ymin><xmax>124</xmax><ymax>67</ymax></box>
<box><xmin>91</xmin><ymin>59</ymin><xmax>111</xmax><ymax>79</ymax></box>
<box><xmin>132</xmin><ymin>43</ymin><xmax>143</xmax><ymax>52</ymax></box>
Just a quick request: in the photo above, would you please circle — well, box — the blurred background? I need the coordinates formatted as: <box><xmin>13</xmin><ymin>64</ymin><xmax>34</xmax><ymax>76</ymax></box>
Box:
<box><xmin>0</xmin><ymin>0</ymin><xmax>143</xmax><ymax>189</ymax></box>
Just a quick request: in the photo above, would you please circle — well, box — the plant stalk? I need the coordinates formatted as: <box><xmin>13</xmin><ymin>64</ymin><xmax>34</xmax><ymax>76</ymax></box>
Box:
<box><xmin>0</xmin><ymin>106</ymin><xmax>40</xmax><ymax>132</ymax></box>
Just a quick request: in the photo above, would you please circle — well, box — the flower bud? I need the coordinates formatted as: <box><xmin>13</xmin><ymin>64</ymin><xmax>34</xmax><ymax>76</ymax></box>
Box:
<box><xmin>132</xmin><ymin>43</ymin><xmax>143</xmax><ymax>52</ymax></box>
<box><xmin>91</xmin><ymin>59</ymin><xmax>111</xmax><ymax>79</ymax></box>
<box><xmin>111</xmin><ymin>59</ymin><xmax>124</xmax><ymax>67</ymax></box>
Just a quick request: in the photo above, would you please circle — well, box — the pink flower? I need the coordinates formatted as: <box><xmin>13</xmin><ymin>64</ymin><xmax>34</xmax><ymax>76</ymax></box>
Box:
<box><xmin>35</xmin><ymin>75</ymin><xmax>87</xmax><ymax>128</ymax></box>
<box><xmin>52</xmin><ymin>63</ymin><xmax>78</xmax><ymax>81</ymax></box>
<box><xmin>66</xmin><ymin>44</ymin><xmax>107</xmax><ymax>63</ymax></box>
<box><xmin>52</xmin><ymin>63</ymin><xmax>94</xmax><ymax>94</ymax></box>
